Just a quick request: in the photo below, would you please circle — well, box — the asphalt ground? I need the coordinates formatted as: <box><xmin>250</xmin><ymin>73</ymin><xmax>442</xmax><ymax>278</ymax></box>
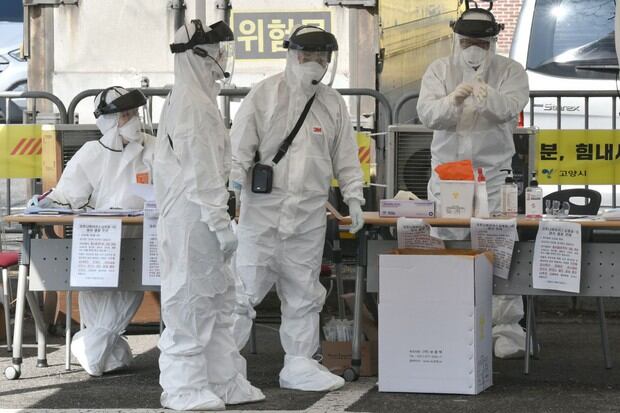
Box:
<box><xmin>2</xmin><ymin>314</ymin><xmax>620</xmax><ymax>412</ymax></box>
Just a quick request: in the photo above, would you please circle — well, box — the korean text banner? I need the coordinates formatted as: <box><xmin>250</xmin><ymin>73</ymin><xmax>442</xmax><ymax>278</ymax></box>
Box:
<box><xmin>231</xmin><ymin>11</ymin><xmax>332</xmax><ymax>60</ymax></box>
<box><xmin>537</xmin><ymin>130</ymin><xmax>620</xmax><ymax>185</ymax></box>
<box><xmin>0</xmin><ymin>125</ymin><xmax>43</xmax><ymax>178</ymax></box>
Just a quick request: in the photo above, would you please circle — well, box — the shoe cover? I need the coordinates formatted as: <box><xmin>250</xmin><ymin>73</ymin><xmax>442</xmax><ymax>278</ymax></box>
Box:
<box><xmin>493</xmin><ymin>323</ymin><xmax>526</xmax><ymax>359</ymax></box>
<box><xmin>279</xmin><ymin>355</ymin><xmax>345</xmax><ymax>392</ymax></box>
<box><xmin>160</xmin><ymin>389</ymin><xmax>225</xmax><ymax>411</ymax></box>
<box><xmin>71</xmin><ymin>328</ymin><xmax>132</xmax><ymax>376</ymax></box>
<box><xmin>211</xmin><ymin>372</ymin><xmax>266</xmax><ymax>405</ymax></box>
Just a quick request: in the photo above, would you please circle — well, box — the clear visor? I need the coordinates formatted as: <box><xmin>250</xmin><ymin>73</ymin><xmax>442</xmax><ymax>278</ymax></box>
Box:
<box><xmin>215</xmin><ymin>40</ymin><xmax>235</xmax><ymax>84</ymax></box>
<box><xmin>116</xmin><ymin>107</ymin><xmax>154</xmax><ymax>136</ymax></box>
<box><xmin>292</xmin><ymin>49</ymin><xmax>338</xmax><ymax>86</ymax></box>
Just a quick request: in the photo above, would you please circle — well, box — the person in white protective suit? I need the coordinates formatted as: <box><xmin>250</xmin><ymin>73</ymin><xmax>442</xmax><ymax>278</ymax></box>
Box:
<box><xmin>229</xmin><ymin>25</ymin><xmax>365</xmax><ymax>392</ymax></box>
<box><xmin>416</xmin><ymin>7</ymin><xmax>529</xmax><ymax>359</ymax></box>
<box><xmin>154</xmin><ymin>20</ymin><xmax>264</xmax><ymax>411</ymax></box>
<box><xmin>27</xmin><ymin>86</ymin><xmax>154</xmax><ymax>376</ymax></box>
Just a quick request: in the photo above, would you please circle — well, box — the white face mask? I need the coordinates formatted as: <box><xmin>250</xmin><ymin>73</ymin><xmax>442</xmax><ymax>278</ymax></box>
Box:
<box><xmin>293</xmin><ymin>61</ymin><xmax>326</xmax><ymax>90</ymax></box>
<box><xmin>118</xmin><ymin>116</ymin><xmax>142</xmax><ymax>142</ymax></box>
<box><xmin>461</xmin><ymin>45</ymin><xmax>488</xmax><ymax>68</ymax></box>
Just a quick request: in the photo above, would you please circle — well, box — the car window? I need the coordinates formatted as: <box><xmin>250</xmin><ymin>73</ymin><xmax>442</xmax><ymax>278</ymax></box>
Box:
<box><xmin>0</xmin><ymin>0</ymin><xmax>24</xmax><ymax>22</ymax></box>
<box><xmin>527</xmin><ymin>0</ymin><xmax>617</xmax><ymax>79</ymax></box>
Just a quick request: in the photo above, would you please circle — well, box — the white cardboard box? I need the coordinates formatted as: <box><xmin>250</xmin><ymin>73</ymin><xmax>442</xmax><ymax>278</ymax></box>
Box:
<box><xmin>379</xmin><ymin>199</ymin><xmax>435</xmax><ymax>218</ymax></box>
<box><xmin>378</xmin><ymin>249</ymin><xmax>493</xmax><ymax>395</ymax></box>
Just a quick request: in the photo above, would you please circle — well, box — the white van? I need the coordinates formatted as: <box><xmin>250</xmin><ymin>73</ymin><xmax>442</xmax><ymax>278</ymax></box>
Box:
<box><xmin>510</xmin><ymin>0</ymin><xmax>618</xmax><ymax>206</ymax></box>
<box><xmin>510</xmin><ymin>0</ymin><xmax>618</xmax><ymax>130</ymax></box>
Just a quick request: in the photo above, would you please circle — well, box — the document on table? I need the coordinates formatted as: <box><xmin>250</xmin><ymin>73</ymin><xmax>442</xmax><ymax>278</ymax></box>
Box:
<box><xmin>396</xmin><ymin>217</ymin><xmax>445</xmax><ymax>249</ymax></box>
<box><xmin>142</xmin><ymin>201</ymin><xmax>160</xmax><ymax>286</ymax></box>
<box><xmin>470</xmin><ymin>218</ymin><xmax>517</xmax><ymax>280</ymax></box>
<box><xmin>23</xmin><ymin>206</ymin><xmax>76</xmax><ymax>215</ymax></box>
<box><xmin>79</xmin><ymin>209</ymin><xmax>143</xmax><ymax>216</ymax></box>
<box><xmin>70</xmin><ymin>217</ymin><xmax>122</xmax><ymax>288</ymax></box>
<box><xmin>532</xmin><ymin>220</ymin><xmax>582</xmax><ymax>293</ymax></box>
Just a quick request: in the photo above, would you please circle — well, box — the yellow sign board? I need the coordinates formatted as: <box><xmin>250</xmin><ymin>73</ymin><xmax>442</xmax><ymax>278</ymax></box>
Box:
<box><xmin>332</xmin><ymin>132</ymin><xmax>372</xmax><ymax>188</ymax></box>
<box><xmin>537</xmin><ymin>130</ymin><xmax>620</xmax><ymax>185</ymax></box>
<box><xmin>0</xmin><ymin>125</ymin><xmax>43</xmax><ymax>179</ymax></box>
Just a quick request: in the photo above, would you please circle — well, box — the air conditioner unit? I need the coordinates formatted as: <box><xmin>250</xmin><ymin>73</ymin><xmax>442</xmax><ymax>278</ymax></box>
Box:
<box><xmin>387</xmin><ymin>125</ymin><xmax>537</xmax><ymax>210</ymax></box>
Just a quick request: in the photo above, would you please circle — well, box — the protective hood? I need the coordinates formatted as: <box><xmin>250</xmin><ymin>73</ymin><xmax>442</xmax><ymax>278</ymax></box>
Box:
<box><xmin>451</xmin><ymin>8</ymin><xmax>499</xmax><ymax>72</ymax></box>
<box><xmin>94</xmin><ymin>87</ymin><xmax>147</xmax><ymax>150</ymax></box>
<box><xmin>172</xmin><ymin>20</ymin><xmax>235</xmax><ymax>96</ymax></box>
<box><xmin>94</xmin><ymin>87</ymin><xmax>147</xmax><ymax>119</ymax></box>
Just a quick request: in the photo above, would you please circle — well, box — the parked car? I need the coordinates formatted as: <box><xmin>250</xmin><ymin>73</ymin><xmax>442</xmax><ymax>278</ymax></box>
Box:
<box><xmin>0</xmin><ymin>20</ymin><xmax>26</xmax><ymax>124</ymax></box>
<box><xmin>510</xmin><ymin>0</ymin><xmax>618</xmax><ymax>206</ymax></box>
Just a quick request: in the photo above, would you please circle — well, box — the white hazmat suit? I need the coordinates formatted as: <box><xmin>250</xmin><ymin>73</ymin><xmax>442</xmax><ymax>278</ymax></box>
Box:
<box><xmin>33</xmin><ymin>87</ymin><xmax>153</xmax><ymax>376</ymax></box>
<box><xmin>230</xmin><ymin>27</ymin><xmax>365</xmax><ymax>392</ymax></box>
<box><xmin>154</xmin><ymin>20</ymin><xmax>264</xmax><ymax>411</ymax></box>
<box><xmin>416</xmin><ymin>9</ymin><xmax>529</xmax><ymax>359</ymax></box>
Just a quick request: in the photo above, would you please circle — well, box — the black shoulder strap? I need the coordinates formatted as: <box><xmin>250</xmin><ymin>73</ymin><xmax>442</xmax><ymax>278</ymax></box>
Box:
<box><xmin>167</xmin><ymin>134</ymin><xmax>174</xmax><ymax>149</ymax></box>
<box><xmin>272</xmin><ymin>93</ymin><xmax>316</xmax><ymax>165</ymax></box>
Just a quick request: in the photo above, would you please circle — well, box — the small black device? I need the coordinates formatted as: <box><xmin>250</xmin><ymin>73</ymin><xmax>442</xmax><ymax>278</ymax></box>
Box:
<box><xmin>251</xmin><ymin>163</ymin><xmax>274</xmax><ymax>193</ymax></box>
<box><xmin>250</xmin><ymin>93</ymin><xmax>316</xmax><ymax>194</ymax></box>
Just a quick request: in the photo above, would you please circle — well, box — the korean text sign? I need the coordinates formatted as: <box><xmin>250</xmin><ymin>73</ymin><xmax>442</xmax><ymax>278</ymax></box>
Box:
<box><xmin>537</xmin><ymin>130</ymin><xmax>620</xmax><ymax>185</ymax></box>
<box><xmin>231</xmin><ymin>11</ymin><xmax>332</xmax><ymax>60</ymax></box>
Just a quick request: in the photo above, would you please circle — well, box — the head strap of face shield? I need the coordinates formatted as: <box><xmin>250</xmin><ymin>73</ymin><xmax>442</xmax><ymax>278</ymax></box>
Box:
<box><xmin>450</xmin><ymin>8</ymin><xmax>503</xmax><ymax>38</ymax></box>
<box><xmin>169</xmin><ymin>20</ymin><xmax>234</xmax><ymax>54</ymax></box>
<box><xmin>282</xmin><ymin>25</ymin><xmax>338</xmax><ymax>52</ymax></box>
<box><xmin>94</xmin><ymin>87</ymin><xmax>147</xmax><ymax>119</ymax></box>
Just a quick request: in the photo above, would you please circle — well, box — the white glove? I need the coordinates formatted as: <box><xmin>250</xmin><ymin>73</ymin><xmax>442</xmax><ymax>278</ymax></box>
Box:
<box><xmin>449</xmin><ymin>83</ymin><xmax>474</xmax><ymax>106</ymax></box>
<box><xmin>215</xmin><ymin>227</ymin><xmax>238</xmax><ymax>260</ymax></box>
<box><xmin>27</xmin><ymin>194</ymin><xmax>53</xmax><ymax>208</ymax></box>
<box><xmin>473</xmin><ymin>82</ymin><xmax>488</xmax><ymax>104</ymax></box>
<box><xmin>347</xmin><ymin>199</ymin><xmax>365</xmax><ymax>234</ymax></box>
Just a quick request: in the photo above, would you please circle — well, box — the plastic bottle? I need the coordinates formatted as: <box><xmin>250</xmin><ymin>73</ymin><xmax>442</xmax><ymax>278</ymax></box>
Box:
<box><xmin>525</xmin><ymin>172</ymin><xmax>543</xmax><ymax>218</ymax></box>
<box><xmin>500</xmin><ymin>169</ymin><xmax>518</xmax><ymax>217</ymax></box>
<box><xmin>474</xmin><ymin>167</ymin><xmax>489</xmax><ymax>218</ymax></box>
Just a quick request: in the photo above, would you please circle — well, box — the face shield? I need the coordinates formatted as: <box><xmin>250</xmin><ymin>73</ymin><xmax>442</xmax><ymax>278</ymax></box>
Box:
<box><xmin>450</xmin><ymin>8</ymin><xmax>502</xmax><ymax>70</ymax></box>
<box><xmin>284</xmin><ymin>26</ymin><xmax>338</xmax><ymax>88</ymax></box>
<box><xmin>94</xmin><ymin>87</ymin><xmax>150</xmax><ymax>142</ymax></box>
<box><xmin>170</xmin><ymin>20</ymin><xmax>236</xmax><ymax>84</ymax></box>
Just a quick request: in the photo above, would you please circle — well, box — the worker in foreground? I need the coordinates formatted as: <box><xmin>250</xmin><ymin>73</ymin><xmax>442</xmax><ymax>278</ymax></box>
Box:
<box><xmin>416</xmin><ymin>7</ymin><xmax>529</xmax><ymax>359</ymax></box>
<box><xmin>153</xmin><ymin>20</ymin><xmax>264</xmax><ymax>411</ymax></box>
<box><xmin>28</xmin><ymin>86</ymin><xmax>153</xmax><ymax>376</ymax></box>
<box><xmin>229</xmin><ymin>25</ymin><xmax>365</xmax><ymax>392</ymax></box>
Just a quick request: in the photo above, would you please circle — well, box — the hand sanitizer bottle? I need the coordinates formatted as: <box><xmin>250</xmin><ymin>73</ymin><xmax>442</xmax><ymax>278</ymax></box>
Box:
<box><xmin>525</xmin><ymin>172</ymin><xmax>543</xmax><ymax>218</ymax></box>
<box><xmin>500</xmin><ymin>169</ymin><xmax>518</xmax><ymax>217</ymax></box>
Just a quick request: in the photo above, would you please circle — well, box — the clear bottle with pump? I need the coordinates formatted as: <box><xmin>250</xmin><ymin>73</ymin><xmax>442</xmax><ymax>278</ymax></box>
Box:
<box><xmin>500</xmin><ymin>169</ymin><xmax>518</xmax><ymax>217</ymax></box>
<box><xmin>525</xmin><ymin>172</ymin><xmax>543</xmax><ymax>218</ymax></box>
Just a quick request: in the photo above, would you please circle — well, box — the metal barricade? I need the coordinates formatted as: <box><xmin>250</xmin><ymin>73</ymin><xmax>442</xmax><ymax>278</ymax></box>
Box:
<box><xmin>392</xmin><ymin>90</ymin><xmax>620</xmax><ymax>207</ymax></box>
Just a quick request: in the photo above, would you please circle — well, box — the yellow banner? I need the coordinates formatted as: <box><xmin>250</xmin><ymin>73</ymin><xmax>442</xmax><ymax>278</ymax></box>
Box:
<box><xmin>537</xmin><ymin>130</ymin><xmax>620</xmax><ymax>185</ymax></box>
<box><xmin>332</xmin><ymin>132</ymin><xmax>371</xmax><ymax>188</ymax></box>
<box><xmin>0</xmin><ymin>125</ymin><xmax>43</xmax><ymax>179</ymax></box>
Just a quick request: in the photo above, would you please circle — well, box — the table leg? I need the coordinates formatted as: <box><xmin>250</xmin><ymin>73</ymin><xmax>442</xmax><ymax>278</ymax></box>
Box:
<box><xmin>66</xmin><ymin>291</ymin><xmax>72</xmax><ymax>371</ymax></box>
<box><xmin>333</xmin><ymin>238</ymin><xmax>345</xmax><ymax>319</ymax></box>
<box><xmin>25</xmin><ymin>290</ymin><xmax>47</xmax><ymax>367</ymax></box>
<box><xmin>344</xmin><ymin>227</ymin><xmax>367</xmax><ymax>382</ymax></box>
<box><xmin>524</xmin><ymin>295</ymin><xmax>533</xmax><ymax>375</ymax></box>
<box><xmin>2</xmin><ymin>267</ymin><xmax>12</xmax><ymax>353</ymax></box>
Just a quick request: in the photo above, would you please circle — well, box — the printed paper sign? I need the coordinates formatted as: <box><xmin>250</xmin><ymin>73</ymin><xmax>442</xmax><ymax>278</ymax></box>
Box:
<box><xmin>70</xmin><ymin>218</ymin><xmax>122</xmax><ymax>288</ymax></box>
<box><xmin>142</xmin><ymin>201</ymin><xmax>160</xmax><ymax>286</ymax></box>
<box><xmin>470</xmin><ymin>218</ymin><xmax>517</xmax><ymax>280</ymax></box>
<box><xmin>532</xmin><ymin>220</ymin><xmax>582</xmax><ymax>293</ymax></box>
<box><xmin>397</xmin><ymin>217</ymin><xmax>445</xmax><ymax>249</ymax></box>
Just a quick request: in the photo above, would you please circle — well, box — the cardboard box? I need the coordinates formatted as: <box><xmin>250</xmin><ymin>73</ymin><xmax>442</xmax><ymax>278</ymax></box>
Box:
<box><xmin>439</xmin><ymin>180</ymin><xmax>475</xmax><ymax>218</ymax></box>
<box><xmin>379</xmin><ymin>199</ymin><xmax>435</xmax><ymax>218</ymax></box>
<box><xmin>378</xmin><ymin>249</ymin><xmax>494</xmax><ymax>395</ymax></box>
<box><xmin>321</xmin><ymin>340</ymin><xmax>378</xmax><ymax>377</ymax></box>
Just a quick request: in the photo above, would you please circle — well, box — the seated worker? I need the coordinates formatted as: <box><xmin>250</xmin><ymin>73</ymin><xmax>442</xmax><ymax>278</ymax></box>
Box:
<box><xmin>28</xmin><ymin>86</ymin><xmax>155</xmax><ymax>376</ymax></box>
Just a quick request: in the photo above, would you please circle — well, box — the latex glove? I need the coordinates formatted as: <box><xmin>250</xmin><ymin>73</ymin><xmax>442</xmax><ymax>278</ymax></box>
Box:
<box><xmin>473</xmin><ymin>82</ymin><xmax>488</xmax><ymax>104</ymax></box>
<box><xmin>347</xmin><ymin>199</ymin><xmax>364</xmax><ymax>234</ymax></box>
<box><xmin>27</xmin><ymin>193</ymin><xmax>53</xmax><ymax>208</ymax></box>
<box><xmin>448</xmin><ymin>83</ymin><xmax>474</xmax><ymax>106</ymax></box>
<box><xmin>215</xmin><ymin>226</ymin><xmax>238</xmax><ymax>261</ymax></box>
